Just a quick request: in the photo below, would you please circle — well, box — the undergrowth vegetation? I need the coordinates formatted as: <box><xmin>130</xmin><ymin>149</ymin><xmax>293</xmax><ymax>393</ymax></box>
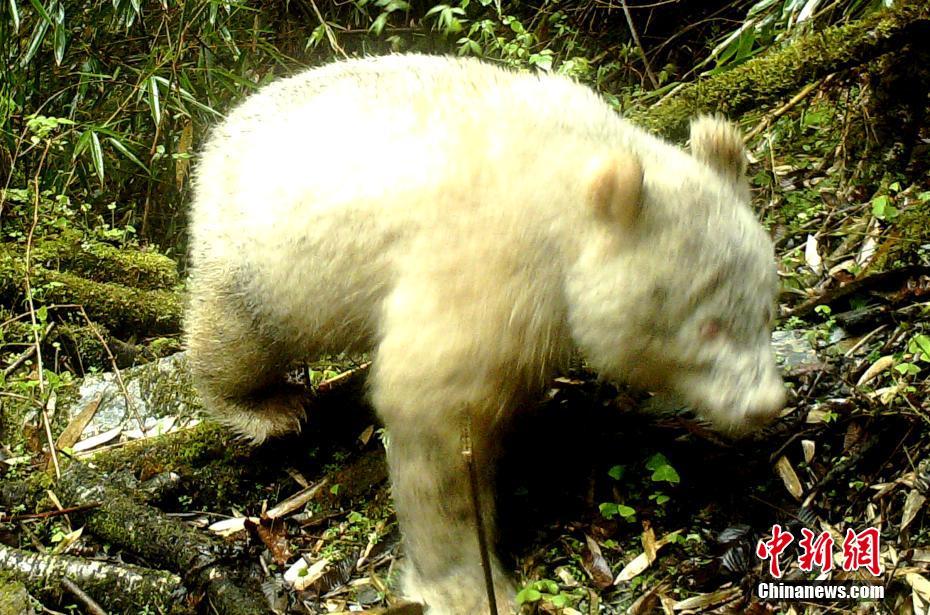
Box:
<box><xmin>1</xmin><ymin>0</ymin><xmax>893</xmax><ymax>246</ymax></box>
<box><xmin>1</xmin><ymin>1</ymin><xmax>928</xmax><ymax>614</ymax></box>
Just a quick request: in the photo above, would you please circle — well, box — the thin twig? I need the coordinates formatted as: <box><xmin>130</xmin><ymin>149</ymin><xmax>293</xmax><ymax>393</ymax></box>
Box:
<box><xmin>744</xmin><ymin>76</ymin><xmax>831</xmax><ymax>142</ymax></box>
<box><xmin>42</xmin><ymin>392</ymin><xmax>61</xmax><ymax>479</ymax></box>
<box><xmin>25</xmin><ymin>142</ymin><xmax>61</xmax><ymax>480</ymax></box>
<box><xmin>0</xmin><ymin>503</ymin><xmax>101</xmax><ymax>523</ymax></box>
<box><xmin>3</xmin><ymin>322</ymin><xmax>54</xmax><ymax>376</ymax></box>
<box><xmin>621</xmin><ymin>0</ymin><xmax>659</xmax><ymax>89</ymax></box>
<box><xmin>462</xmin><ymin>418</ymin><xmax>498</xmax><ymax>615</ymax></box>
<box><xmin>60</xmin><ymin>578</ymin><xmax>109</xmax><ymax>615</ymax></box>
<box><xmin>76</xmin><ymin>306</ymin><xmax>146</xmax><ymax>434</ymax></box>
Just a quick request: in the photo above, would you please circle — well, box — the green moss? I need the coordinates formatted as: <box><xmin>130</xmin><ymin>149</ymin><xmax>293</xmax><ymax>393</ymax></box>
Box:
<box><xmin>630</xmin><ymin>1</ymin><xmax>929</xmax><ymax>139</ymax></box>
<box><xmin>872</xmin><ymin>191</ymin><xmax>930</xmax><ymax>269</ymax></box>
<box><xmin>28</xmin><ymin>229</ymin><xmax>180</xmax><ymax>291</ymax></box>
<box><xmin>0</xmin><ymin>244</ymin><xmax>181</xmax><ymax>337</ymax></box>
<box><xmin>0</xmin><ymin>577</ymin><xmax>35</xmax><ymax>615</ymax></box>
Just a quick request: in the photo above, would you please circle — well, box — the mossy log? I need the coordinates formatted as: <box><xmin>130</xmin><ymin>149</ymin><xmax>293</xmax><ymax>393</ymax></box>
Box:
<box><xmin>0</xmin><ymin>243</ymin><xmax>182</xmax><ymax>337</ymax></box>
<box><xmin>0</xmin><ymin>577</ymin><xmax>35</xmax><ymax>615</ymax></box>
<box><xmin>0</xmin><ymin>543</ymin><xmax>188</xmax><ymax>614</ymax></box>
<box><xmin>56</xmin><ymin>462</ymin><xmax>271</xmax><ymax>615</ymax></box>
<box><xmin>631</xmin><ymin>0</ymin><xmax>930</xmax><ymax>139</ymax></box>
<box><xmin>31</xmin><ymin>229</ymin><xmax>180</xmax><ymax>291</ymax></box>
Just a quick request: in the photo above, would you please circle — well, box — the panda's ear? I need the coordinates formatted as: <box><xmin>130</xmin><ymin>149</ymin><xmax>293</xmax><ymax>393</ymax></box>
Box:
<box><xmin>690</xmin><ymin>114</ymin><xmax>747</xmax><ymax>181</ymax></box>
<box><xmin>586</xmin><ymin>151</ymin><xmax>643</xmax><ymax>229</ymax></box>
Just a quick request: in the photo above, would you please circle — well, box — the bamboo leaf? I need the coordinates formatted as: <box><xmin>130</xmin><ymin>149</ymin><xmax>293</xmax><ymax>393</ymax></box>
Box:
<box><xmin>107</xmin><ymin>136</ymin><xmax>149</xmax><ymax>173</ymax></box>
<box><xmin>147</xmin><ymin>76</ymin><xmax>161</xmax><ymax>125</ymax></box>
<box><xmin>90</xmin><ymin>130</ymin><xmax>105</xmax><ymax>183</ymax></box>
<box><xmin>9</xmin><ymin>0</ymin><xmax>19</xmax><ymax>31</ymax></box>
<box><xmin>53</xmin><ymin>22</ymin><xmax>65</xmax><ymax>65</ymax></box>
<box><xmin>71</xmin><ymin>129</ymin><xmax>91</xmax><ymax>159</ymax></box>
<box><xmin>27</xmin><ymin>0</ymin><xmax>51</xmax><ymax>23</ymax></box>
<box><xmin>20</xmin><ymin>19</ymin><xmax>48</xmax><ymax>67</ymax></box>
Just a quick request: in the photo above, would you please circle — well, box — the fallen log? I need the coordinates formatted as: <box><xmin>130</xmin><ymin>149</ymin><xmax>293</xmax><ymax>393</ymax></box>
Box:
<box><xmin>0</xmin><ymin>244</ymin><xmax>182</xmax><ymax>337</ymax></box>
<box><xmin>0</xmin><ymin>543</ymin><xmax>188</xmax><ymax>614</ymax></box>
<box><xmin>55</xmin><ymin>462</ymin><xmax>271</xmax><ymax>615</ymax></box>
<box><xmin>631</xmin><ymin>0</ymin><xmax>930</xmax><ymax>138</ymax></box>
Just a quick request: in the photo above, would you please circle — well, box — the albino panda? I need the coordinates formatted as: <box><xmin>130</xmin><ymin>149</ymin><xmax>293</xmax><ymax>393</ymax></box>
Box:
<box><xmin>185</xmin><ymin>54</ymin><xmax>785</xmax><ymax>614</ymax></box>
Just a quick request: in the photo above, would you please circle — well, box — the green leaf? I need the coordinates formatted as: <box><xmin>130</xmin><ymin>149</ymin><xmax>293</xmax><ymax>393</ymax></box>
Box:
<box><xmin>369</xmin><ymin>12</ymin><xmax>389</xmax><ymax>35</ymax></box>
<box><xmin>598</xmin><ymin>502</ymin><xmax>618</xmax><ymax>519</ymax></box>
<box><xmin>894</xmin><ymin>363</ymin><xmax>920</xmax><ymax>375</ymax></box>
<box><xmin>107</xmin><ymin>137</ymin><xmax>149</xmax><ymax>173</ymax></box>
<box><xmin>52</xmin><ymin>22</ymin><xmax>65</xmax><ymax>65</ymax></box>
<box><xmin>147</xmin><ymin>76</ymin><xmax>161</xmax><ymax>125</ymax></box>
<box><xmin>608</xmin><ymin>465</ymin><xmax>625</xmax><ymax>480</ymax></box>
<box><xmin>27</xmin><ymin>0</ymin><xmax>51</xmax><ymax>23</ymax></box>
<box><xmin>616</xmin><ymin>504</ymin><xmax>636</xmax><ymax>519</ymax></box>
<box><xmin>646</xmin><ymin>453</ymin><xmax>680</xmax><ymax>483</ymax></box>
<box><xmin>9</xmin><ymin>0</ymin><xmax>19</xmax><ymax>31</ymax></box>
<box><xmin>515</xmin><ymin>587</ymin><xmax>541</xmax><ymax>604</ymax></box>
<box><xmin>21</xmin><ymin>19</ymin><xmax>49</xmax><ymax>67</ymax></box>
<box><xmin>651</xmin><ymin>465</ymin><xmax>680</xmax><ymax>484</ymax></box>
<box><xmin>645</xmin><ymin>453</ymin><xmax>670</xmax><ymax>471</ymax></box>
<box><xmin>908</xmin><ymin>334</ymin><xmax>930</xmax><ymax>361</ymax></box>
<box><xmin>537</xmin><ymin>580</ymin><xmax>558</xmax><ymax>594</ymax></box>
<box><xmin>72</xmin><ymin>129</ymin><xmax>91</xmax><ymax>159</ymax></box>
<box><xmin>871</xmin><ymin>194</ymin><xmax>898</xmax><ymax>220</ymax></box>
<box><xmin>89</xmin><ymin>131</ymin><xmax>104</xmax><ymax>183</ymax></box>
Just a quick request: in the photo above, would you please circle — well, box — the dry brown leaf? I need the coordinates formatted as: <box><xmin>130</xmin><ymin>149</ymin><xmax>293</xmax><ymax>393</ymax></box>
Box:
<box><xmin>805</xmin><ymin>234</ymin><xmax>822</xmax><ymax>274</ymax></box>
<box><xmin>254</xmin><ymin>519</ymin><xmax>292</xmax><ymax>565</ymax></box>
<box><xmin>614</xmin><ymin>530</ymin><xmax>681</xmax><ymax>584</ymax></box>
<box><xmin>801</xmin><ymin>439</ymin><xmax>815</xmax><ymax>463</ymax></box>
<box><xmin>55</xmin><ymin>397</ymin><xmax>101</xmax><ymax>451</ymax></box>
<box><xmin>285</xmin><ymin>557</ymin><xmax>330</xmax><ymax>591</ymax></box>
<box><xmin>806</xmin><ymin>408</ymin><xmax>832</xmax><ymax>423</ymax></box>
<box><xmin>905</xmin><ymin>572</ymin><xmax>930</xmax><ymax>603</ymax></box>
<box><xmin>208</xmin><ymin>516</ymin><xmax>258</xmax><ymax>536</ymax></box>
<box><xmin>175</xmin><ymin>121</ymin><xmax>193</xmax><ymax>190</ymax></box>
<box><xmin>625</xmin><ymin>581</ymin><xmax>666</xmax><ymax>615</ymax></box>
<box><xmin>671</xmin><ymin>586</ymin><xmax>741</xmax><ymax>611</ymax></box>
<box><xmin>901</xmin><ymin>490</ymin><xmax>927</xmax><ymax>531</ymax></box>
<box><xmin>72</xmin><ymin>426</ymin><xmax>122</xmax><ymax>452</ymax></box>
<box><xmin>856</xmin><ymin>355</ymin><xmax>894</xmax><ymax>387</ymax></box>
<box><xmin>265</xmin><ymin>479</ymin><xmax>329</xmax><ymax>520</ymax></box>
<box><xmin>584</xmin><ymin>534</ymin><xmax>614</xmax><ymax>589</ymax></box>
<box><xmin>642</xmin><ymin>523</ymin><xmax>657</xmax><ymax>564</ymax></box>
<box><xmin>774</xmin><ymin>455</ymin><xmax>804</xmax><ymax>500</ymax></box>
<box><xmin>843</xmin><ymin>421</ymin><xmax>866</xmax><ymax>452</ymax></box>
<box><xmin>358</xmin><ymin>424</ymin><xmax>376</xmax><ymax>446</ymax></box>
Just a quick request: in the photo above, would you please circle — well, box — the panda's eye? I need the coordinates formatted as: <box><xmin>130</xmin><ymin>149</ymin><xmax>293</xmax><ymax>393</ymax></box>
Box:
<box><xmin>700</xmin><ymin>319</ymin><xmax>724</xmax><ymax>341</ymax></box>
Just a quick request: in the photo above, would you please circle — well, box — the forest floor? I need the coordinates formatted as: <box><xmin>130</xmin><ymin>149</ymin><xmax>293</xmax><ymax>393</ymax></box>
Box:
<box><xmin>2</xmin><ymin>59</ymin><xmax>929</xmax><ymax>615</ymax></box>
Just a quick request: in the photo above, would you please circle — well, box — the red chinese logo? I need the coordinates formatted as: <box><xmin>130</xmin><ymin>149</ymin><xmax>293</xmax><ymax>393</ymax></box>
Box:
<box><xmin>798</xmin><ymin>528</ymin><xmax>834</xmax><ymax>573</ymax></box>
<box><xmin>842</xmin><ymin>528</ymin><xmax>882</xmax><ymax>576</ymax></box>
<box><xmin>756</xmin><ymin>526</ymin><xmax>882</xmax><ymax>577</ymax></box>
<box><xmin>756</xmin><ymin>524</ymin><xmax>794</xmax><ymax>578</ymax></box>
